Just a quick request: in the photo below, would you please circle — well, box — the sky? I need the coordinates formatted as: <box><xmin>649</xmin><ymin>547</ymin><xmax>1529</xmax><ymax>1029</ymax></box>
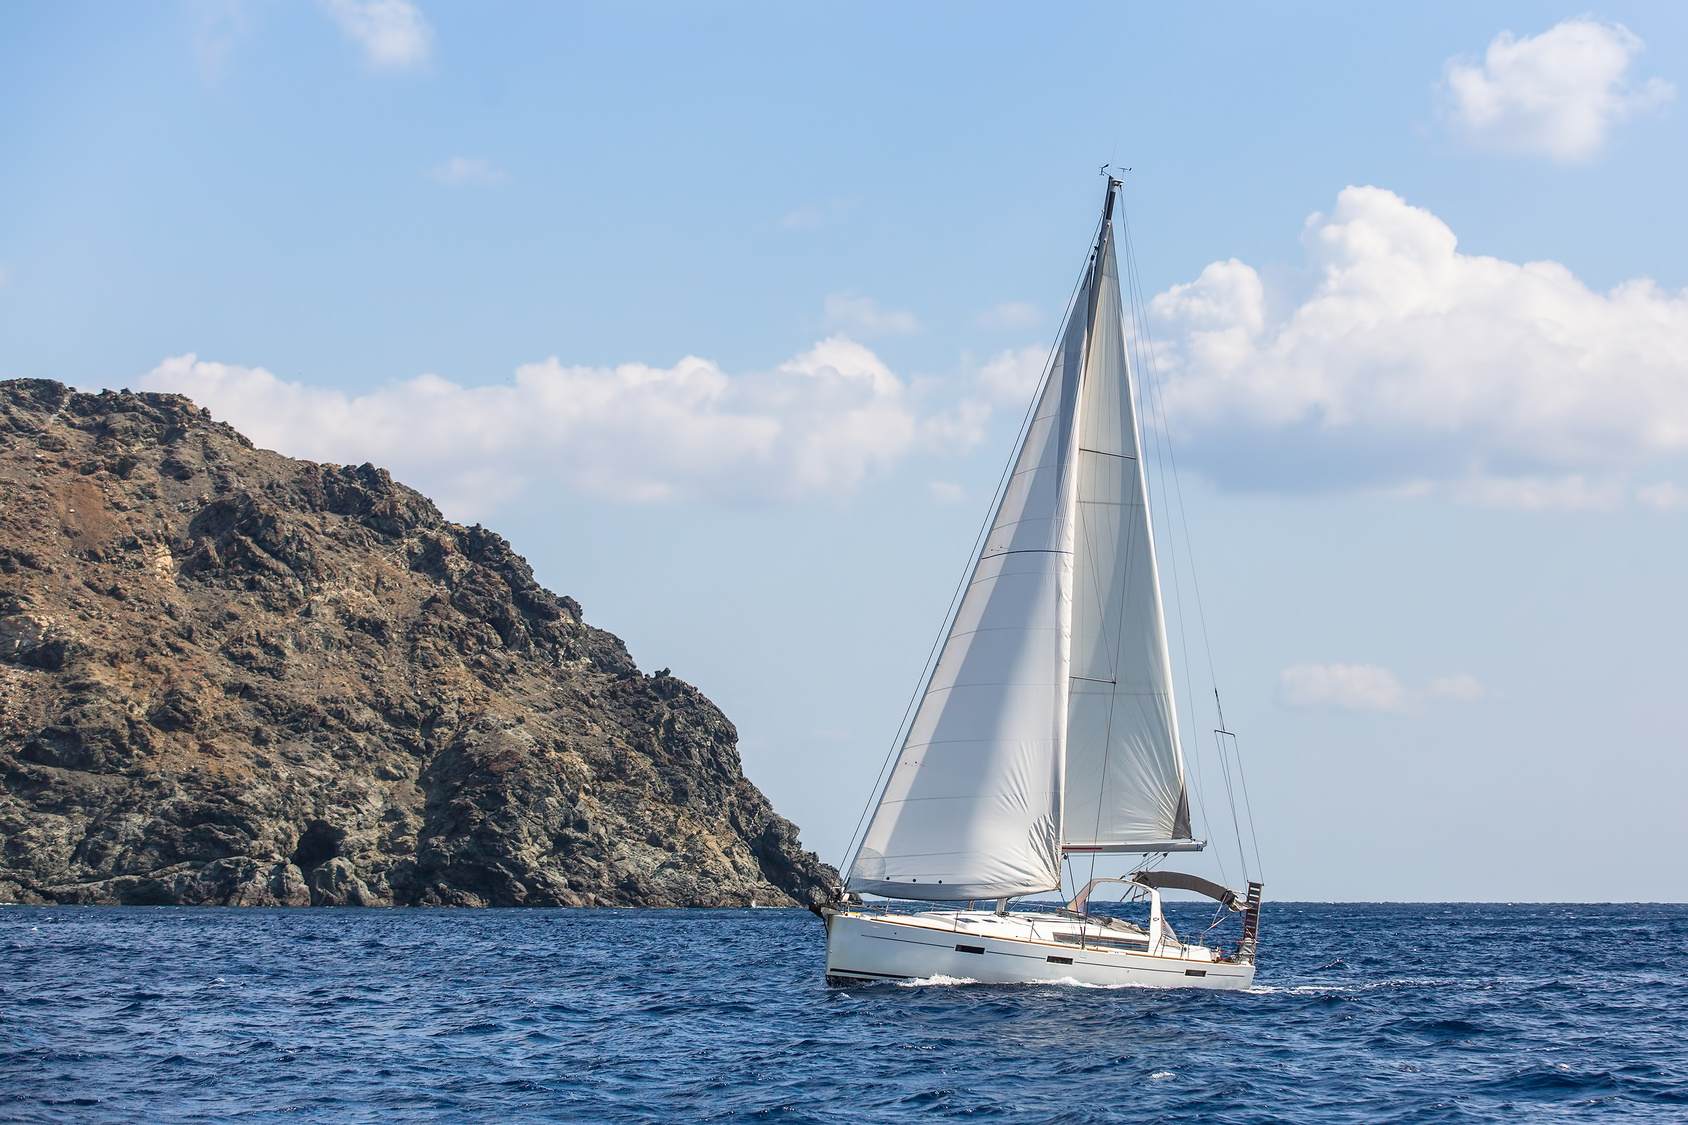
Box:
<box><xmin>3</xmin><ymin>1</ymin><xmax>1686</xmax><ymax>902</ymax></box>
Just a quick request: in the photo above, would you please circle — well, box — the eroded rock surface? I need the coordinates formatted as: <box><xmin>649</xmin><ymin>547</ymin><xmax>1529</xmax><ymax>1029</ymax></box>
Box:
<box><xmin>0</xmin><ymin>380</ymin><xmax>838</xmax><ymax>907</ymax></box>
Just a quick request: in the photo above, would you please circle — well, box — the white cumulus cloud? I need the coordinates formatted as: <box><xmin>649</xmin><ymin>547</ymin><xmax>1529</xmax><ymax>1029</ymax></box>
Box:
<box><xmin>1442</xmin><ymin>18</ymin><xmax>1673</xmax><ymax>162</ymax></box>
<box><xmin>976</xmin><ymin>345</ymin><xmax>1048</xmax><ymax>407</ymax></box>
<box><xmin>1443</xmin><ymin>474</ymin><xmax>1623</xmax><ymax>511</ymax></box>
<box><xmin>1428</xmin><ymin>674</ymin><xmax>1486</xmax><ymax>703</ymax></box>
<box><xmin>139</xmin><ymin>338</ymin><xmax>977</xmax><ymax>515</ymax></box>
<box><xmin>1637</xmin><ymin>481</ymin><xmax>1688</xmax><ymax>511</ymax></box>
<box><xmin>192</xmin><ymin>0</ymin><xmax>253</xmax><ymax>80</ymax></box>
<box><xmin>1281</xmin><ymin>664</ymin><xmax>1411</xmax><ymax>712</ymax></box>
<box><xmin>321</xmin><ymin>0</ymin><xmax>432</xmax><ymax>70</ymax></box>
<box><xmin>821</xmin><ymin>294</ymin><xmax>921</xmax><ymax>338</ymax></box>
<box><xmin>1152</xmin><ymin>186</ymin><xmax>1688</xmax><ymax>507</ymax></box>
<box><xmin>1281</xmin><ymin>664</ymin><xmax>1487</xmax><ymax>711</ymax></box>
<box><xmin>782</xmin><ymin>199</ymin><xmax>858</xmax><ymax>230</ymax></box>
<box><xmin>976</xmin><ymin>301</ymin><xmax>1043</xmax><ymax>331</ymax></box>
<box><xmin>430</xmin><ymin>156</ymin><xmax>505</xmax><ymax>186</ymax></box>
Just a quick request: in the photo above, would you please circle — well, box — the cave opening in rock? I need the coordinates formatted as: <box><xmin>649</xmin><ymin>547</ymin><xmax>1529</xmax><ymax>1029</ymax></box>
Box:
<box><xmin>291</xmin><ymin>821</ymin><xmax>346</xmax><ymax>872</ymax></box>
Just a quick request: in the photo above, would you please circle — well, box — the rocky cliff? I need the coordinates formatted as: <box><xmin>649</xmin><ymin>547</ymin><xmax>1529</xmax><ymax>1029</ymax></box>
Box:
<box><xmin>0</xmin><ymin>379</ymin><xmax>838</xmax><ymax>907</ymax></box>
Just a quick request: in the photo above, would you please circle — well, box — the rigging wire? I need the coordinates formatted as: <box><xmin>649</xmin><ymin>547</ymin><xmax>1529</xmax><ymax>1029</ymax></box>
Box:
<box><xmin>1125</xmin><ymin>217</ymin><xmax>1249</xmax><ymax>888</ymax></box>
<box><xmin>1214</xmin><ymin>691</ymin><xmax>1265</xmax><ymax>879</ymax></box>
<box><xmin>1116</xmin><ymin>195</ymin><xmax>1262</xmax><ymax>887</ymax></box>
<box><xmin>1074</xmin><ymin>192</ymin><xmax>1120</xmax><ymax>903</ymax></box>
<box><xmin>1212</xmin><ymin>719</ymin><xmax>1249</xmax><ymax>886</ymax></box>
<box><xmin>836</xmin><ymin>206</ymin><xmax>1110</xmax><ymax>881</ymax></box>
<box><xmin>1122</xmin><ymin>203</ymin><xmax>1262</xmax><ymax>887</ymax></box>
<box><xmin>1115</xmin><ymin>206</ymin><xmax>1231</xmax><ymax>889</ymax></box>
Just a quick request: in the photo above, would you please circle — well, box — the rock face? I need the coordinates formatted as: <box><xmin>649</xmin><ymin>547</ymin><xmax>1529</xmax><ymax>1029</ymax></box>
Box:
<box><xmin>0</xmin><ymin>380</ymin><xmax>839</xmax><ymax>907</ymax></box>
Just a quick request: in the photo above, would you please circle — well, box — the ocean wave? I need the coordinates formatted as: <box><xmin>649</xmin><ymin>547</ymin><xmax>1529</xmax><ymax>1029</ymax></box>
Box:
<box><xmin>3</xmin><ymin>903</ymin><xmax>1686</xmax><ymax>1123</ymax></box>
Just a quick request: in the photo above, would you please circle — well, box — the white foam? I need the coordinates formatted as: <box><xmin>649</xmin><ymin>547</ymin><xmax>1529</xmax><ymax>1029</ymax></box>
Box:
<box><xmin>1246</xmin><ymin>977</ymin><xmax>1461</xmax><ymax>996</ymax></box>
<box><xmin>1037</xmin><ymin>975</ymin><xmax>1160</xmax><ymax>990</ymax></box>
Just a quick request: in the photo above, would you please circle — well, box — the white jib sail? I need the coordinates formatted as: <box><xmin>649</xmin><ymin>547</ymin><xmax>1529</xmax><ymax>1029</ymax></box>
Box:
<box><xmin>846</xmin><ymin>266</ymin><xmax>1094</xmax><ymax>901</ymax></box>
<box><xmin>1063</xmin><ymin>225</ymin><xmax>1193</xmax><ymax>849</ymax></box>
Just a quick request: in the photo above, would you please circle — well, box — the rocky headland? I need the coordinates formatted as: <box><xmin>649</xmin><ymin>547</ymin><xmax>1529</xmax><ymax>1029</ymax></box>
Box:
<box><xmin>0</xmin><ymin>379</ymin><xmax>838</xmax><ymax>907</ymax></box>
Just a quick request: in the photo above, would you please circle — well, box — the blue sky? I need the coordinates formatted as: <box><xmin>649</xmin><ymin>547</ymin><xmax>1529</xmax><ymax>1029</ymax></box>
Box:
<box><xmin>4</xmin><ymin>2</ymin><xmax>1686</xmax><ymax>900</ymax></box>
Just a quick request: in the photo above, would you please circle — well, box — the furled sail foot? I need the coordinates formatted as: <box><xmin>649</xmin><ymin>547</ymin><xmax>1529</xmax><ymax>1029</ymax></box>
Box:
<box><xmin>1062</xmin><ymin>840</ymin><xmax>1205</xmax><ymax>854</ymax></box>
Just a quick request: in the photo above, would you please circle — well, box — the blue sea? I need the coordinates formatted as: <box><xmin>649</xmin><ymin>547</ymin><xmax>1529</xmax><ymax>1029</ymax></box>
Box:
<box><xmin>3</xmin><ymin>903</ymin><xmax>1686</xmax><ymax>1122</ymax></box>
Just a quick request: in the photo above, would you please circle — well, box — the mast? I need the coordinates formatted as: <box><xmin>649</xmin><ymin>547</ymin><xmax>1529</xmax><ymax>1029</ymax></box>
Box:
<box><xmin>1062</xmin><ymin>178</ymin><xmax>1199</xmax><ymax>855</ymax></box>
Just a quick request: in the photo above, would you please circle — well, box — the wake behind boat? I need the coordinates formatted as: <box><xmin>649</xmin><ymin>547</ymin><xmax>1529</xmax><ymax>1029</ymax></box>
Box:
<box><xmin>817</xmin><ymin>178</ymin><xmax>1263</xmax><ymax>990</ymax></box>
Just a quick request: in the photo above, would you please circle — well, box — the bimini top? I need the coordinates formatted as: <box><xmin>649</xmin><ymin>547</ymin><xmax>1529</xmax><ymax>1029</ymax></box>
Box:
<box><xmin>1131</xmin><ymin>870</ymin><xmax>1240</xmax><ymax>909</ymax></box>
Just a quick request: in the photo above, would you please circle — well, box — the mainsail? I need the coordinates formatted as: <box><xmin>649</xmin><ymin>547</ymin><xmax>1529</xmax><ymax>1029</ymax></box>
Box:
<box><xmin>846</xmin><ymin>183</ymin><xmax>1194</xmax><ymax>902</ymax></box>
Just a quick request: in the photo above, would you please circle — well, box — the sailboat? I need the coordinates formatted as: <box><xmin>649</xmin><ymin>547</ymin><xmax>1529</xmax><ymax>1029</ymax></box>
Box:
<box><xmin>816</xmin><ymin>178</ymin><xmax>1263</xmax><ymax>990</ymax></box>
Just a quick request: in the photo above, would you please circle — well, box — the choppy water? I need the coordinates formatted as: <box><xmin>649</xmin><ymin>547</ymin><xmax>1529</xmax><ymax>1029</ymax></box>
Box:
<box><xmin>3</xmin><ymin>903</ymin><xmax>1685</xmax><ymax>1122</ymax></box>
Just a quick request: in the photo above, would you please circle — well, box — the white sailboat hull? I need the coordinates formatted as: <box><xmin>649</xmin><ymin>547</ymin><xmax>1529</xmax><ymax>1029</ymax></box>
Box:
<box><xmin>821</xmin><ymin>908</ymin><xmax>1256</xmax><ymax>991</ymax></box>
